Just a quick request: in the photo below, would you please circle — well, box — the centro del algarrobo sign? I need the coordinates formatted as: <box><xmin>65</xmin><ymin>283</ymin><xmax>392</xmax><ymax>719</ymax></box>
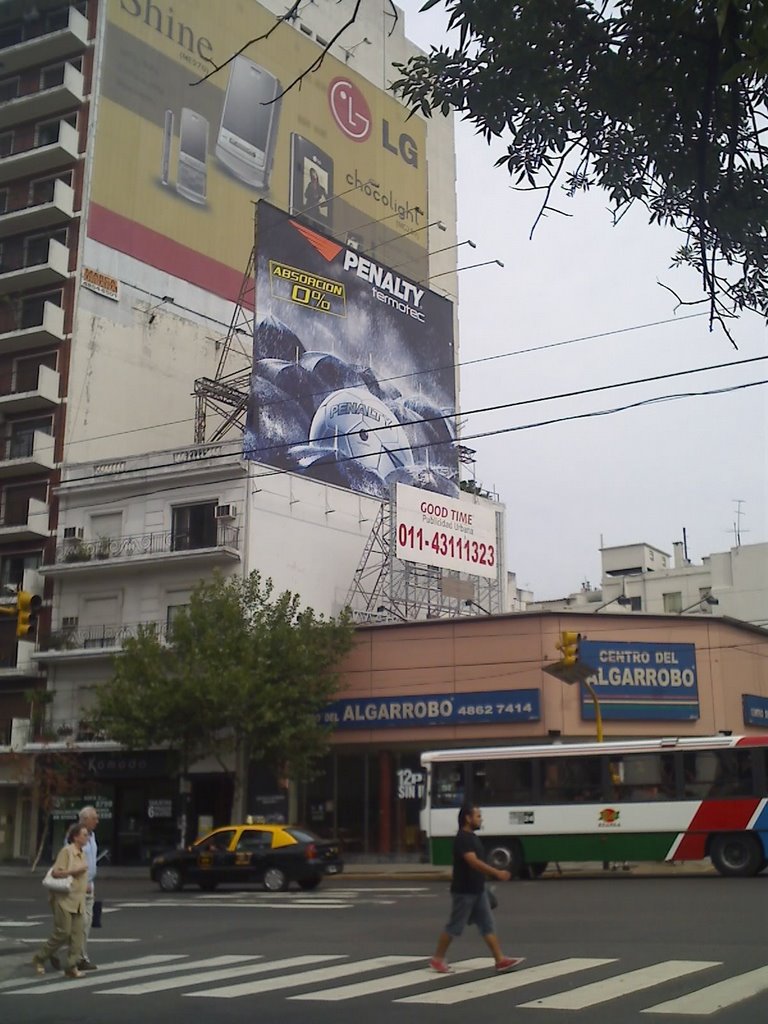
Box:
<box><xmin>579</xmin><ymin>640</ymin><xmax>699</xmax><ymax>721</ymax></box>
<box><xmin>320</xmin><ymin>689</ymin><xmax>540</xmax><ymax>730</ymax></box>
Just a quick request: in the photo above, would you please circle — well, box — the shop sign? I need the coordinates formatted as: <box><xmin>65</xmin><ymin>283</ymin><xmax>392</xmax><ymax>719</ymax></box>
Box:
<box><xmin>320</xmin><ymin>689</ymin><xmax>540</xmax><ymax>730</ymax></box>
<box><xmin>579</xmin><ymin>641</ymin><xmax>699</xmax><ymax>721</ymax></box>
<box><xmin>396</xmin><ymin>768</ymin><xmax>424</xmax><ymax>800</ymax></box>
<box><xmin>83</xmin><ymin>751</ymin><xmax>170</xmax><ymax>778</ymax></box>
<box><xmin>147</xmin><ymin>799</ymin><xmax>173</xmax><ymax>819</ymax></box>
<box><xmin>743</xmin><ymin>694</ymin><xmax>768</xmax><ymax>728</ymax></box>
<box><xmin>51</xmin><ymin>794</ymin><xmax>113</xmax><ymax>822</ymax></box>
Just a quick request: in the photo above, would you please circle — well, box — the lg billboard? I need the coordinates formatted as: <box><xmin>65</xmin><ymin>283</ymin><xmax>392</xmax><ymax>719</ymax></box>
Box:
<box><xmin>88</xmin><ymin>0</ymin><xmax>429</xmax><ymax>301</ymax></box>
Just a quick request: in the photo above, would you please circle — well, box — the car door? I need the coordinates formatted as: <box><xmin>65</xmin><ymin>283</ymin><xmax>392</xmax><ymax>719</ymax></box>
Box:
<box><xmin>234</xmin><ymin>828</ymin><xmax>273</xmax><ymax>883</ymax></box>
<box><xmin>192</xmin><ymin>828</ymin><xmax>238</xmax><ymax>885</ymax></box>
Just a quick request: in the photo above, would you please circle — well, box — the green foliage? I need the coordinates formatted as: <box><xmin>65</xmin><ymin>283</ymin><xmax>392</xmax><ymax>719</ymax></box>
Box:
<box><xmin>93</xmin><ymin>572</ymin><xmax>354</xmax><ymax>817</ymax></box>
<box><xmin>393</xmin><ymin>0</ymin><xmax>768</xmax><ymax>335</ymax></box>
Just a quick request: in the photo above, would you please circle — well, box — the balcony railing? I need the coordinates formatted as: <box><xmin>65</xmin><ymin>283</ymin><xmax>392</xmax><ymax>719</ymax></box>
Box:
<box><xmin>42</xmin><ymin>620</ymin><xmax>170</xmax><ymax>653</ymax></box>
<box><xmin>53</xmin><ymin>525</ymin><xmax>240</xmax><ymax>565</ymax></box>
<box><xmin>0</xmin><ymin>716</ymin><xmax>113</xmax><ymax>747</ymax></box>
<box><xmin>0</xmin><ymin>8</ymin><xmax>89</xmax><ymax>78</ymax></box>
<box><xmin>0</xmin><ymin>179</ymin><xmax>75</xmax><ymax>239</ymax></box>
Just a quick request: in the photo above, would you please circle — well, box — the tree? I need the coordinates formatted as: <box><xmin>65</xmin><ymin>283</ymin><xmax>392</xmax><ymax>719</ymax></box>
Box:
<box><xmin>392</xmin><ymin>0</ymin><xmax>768</xmax><ymax>340</ymax></box>
<box><xmin>92</xmin><ymin>572</ymin><xmax>354</xmax><ymax>832</ymax></box>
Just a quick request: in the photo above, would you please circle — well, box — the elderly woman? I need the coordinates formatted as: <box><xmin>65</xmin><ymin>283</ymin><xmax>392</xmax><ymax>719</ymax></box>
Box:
<box><xmin>32</xmin><ymin>822</ymin><xmax>90</xmax><ymax>979</ymax></box>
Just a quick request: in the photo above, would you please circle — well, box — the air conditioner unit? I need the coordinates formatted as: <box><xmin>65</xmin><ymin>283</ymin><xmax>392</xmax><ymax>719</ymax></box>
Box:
<box><xmin>215</xmin><ymin>504</ymin><xmax>236</xmax><ymax>520</ymax></box>
<box><xmin>63</xmin><ymin>527</ymin><xmax>84</xmax><ymax>540</ymax></box>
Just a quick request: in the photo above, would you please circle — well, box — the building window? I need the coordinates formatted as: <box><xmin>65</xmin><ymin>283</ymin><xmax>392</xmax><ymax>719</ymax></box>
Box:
<box><xmin>14</xmin><ymin>352</ymin><xmax>57</xmax><ymax>393</ymax></box>
<box><xmin>166</xmin><ymin>604</ymin><xmax>189</xmax><ymax>630</ymax></box>
<box><xmin>8</xmin><ymin>415</ymin><xmax>53</xmax><ymax>458</ymax></box>
<box><xmin>30</xmin><ymin>172</ymin><xmax>71</xmax><ymax>206</ymax></box>
<box><xmin>0</xmin><ymin>77</ymin><xmax>20</xmax><ymax>103</ymax></box>
<box><xmin>0</xmin><ymin>132</ymin><xmax>13</xmax><ymax>158</ymax></box>
<box><xmin>24</xmin><ymin>227</ymin><xmax>67</xmax><ymax>267</ymax></box>
<box><xmin>663</xmin><ymin>591</ymin><xmax>683</xmax><ymax>613</ymax></box>
<box><xmin>0</xmin><ymin>189</ymin><xmax>7</xmax><ymax>215</ymax></box>
<box><xmin>629</xmin><ymin>596</ymin><xmax>642</xmax><ymax>611</ymax></box>
<box><xmin>35</xmin><ymin>113</ymin><xmax>76</xmax><ymax>147</ymax></box>
<box><xmin>0</xmin><ymin>553</ymin><xmax>41</xmax><ymax>590</ymax></box>
<box><xmin>171</xmin><ymin>502</ymin><xmax>217</xmax><ymax>551</ymax></box>
<box><xmin>2</xmin><ymin>481</ymin><xmax>47</xmax><ymax>525</ymax></box>
<box><xmin>20</xmin><ymin>290</ymin><xmax>62</xmax><ymax>329</ymax></box>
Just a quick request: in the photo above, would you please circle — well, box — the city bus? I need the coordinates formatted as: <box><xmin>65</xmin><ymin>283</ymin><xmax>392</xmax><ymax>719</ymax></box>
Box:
<box><xmin>420</xmin><ymin>735</ymin><xmax>768</xmax><ymax>878</ymax></box>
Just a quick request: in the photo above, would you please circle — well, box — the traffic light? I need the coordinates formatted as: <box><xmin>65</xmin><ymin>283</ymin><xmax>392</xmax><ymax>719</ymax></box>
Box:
<box><xmin>556</xmin><ymin>631</ymin><xmax>580</xmax><ymax>667</ymax></box>
<box><xmin>16</xmin><ymin>591</ymin><xmax>42</xmax><ymax>639</ymax></box>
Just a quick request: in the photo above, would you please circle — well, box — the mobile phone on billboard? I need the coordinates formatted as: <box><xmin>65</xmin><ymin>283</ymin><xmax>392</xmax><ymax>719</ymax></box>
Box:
<box><xmin>290</xmin><ymin>133</ymin><xmax>333</xmax><ymax>229</ymax></box>
<box><xmin>215</xmin><ymin>56</ymin><xmax>281</xmax><ymax>190</ymax></box>
<box><xmin>160</xmin><ymin>109</ymin><xmax>173</xmax><ymax>185</ymax></box>
<box><xmin>176</xmin><ymin>108</ymin><xmax>208</xmax><ymax>205</ymax></box>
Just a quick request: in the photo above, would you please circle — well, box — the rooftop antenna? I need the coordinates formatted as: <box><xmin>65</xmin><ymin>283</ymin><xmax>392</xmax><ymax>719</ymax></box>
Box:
<box><xmin>731</xmin><ymin>499</ymin><xmax>747</xmax><ymax>547</ymax></box>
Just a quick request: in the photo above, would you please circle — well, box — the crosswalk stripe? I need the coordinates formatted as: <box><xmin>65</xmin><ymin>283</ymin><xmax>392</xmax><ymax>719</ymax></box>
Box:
<box><xmin>4</xmin><ymin>955</ymin><xmax>255</xmax><ymax>995</ymax></box>
<box><xmin>642</xmin><ymin>965</ymin><xmax>768</xmax><ymax>1016</ymax></box>
<box><xmin>290</xmin><ymin>957</ymin><xmax>490</xmax><ymax>1001</ymax></box>
<box><xmin>519</xmin><ymin>961</ymin><xmax>720</xmax><ymax>1010</ymax></box>
<box><xmin>396</xmin><ymin>958</ymin><xmax>615</xmax><ymax>1005</ymax></box>
<box><xmin>186</xmin><ymin>955</ymin><xmax>422</xmax><ymax>999</ymax></box>
<box><xmin>106</xmin><ymin>955</ymin><xmax>340</xmax><ymax>995</ymax></box>
<box><xmin>0</xmin><ymin>955</ymin><xmax>184</xmax><ymax>992</ymax></box>
<box><xmin>117</xmin><ymin>901</ymin><xmax>353</xmax><ymax>910</ymax></box>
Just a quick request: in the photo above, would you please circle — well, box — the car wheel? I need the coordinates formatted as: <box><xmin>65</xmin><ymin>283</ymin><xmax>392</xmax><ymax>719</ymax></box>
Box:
<box><xmin>298</xmin><ymin>876</ymin><xmax>322</xmax><ymax>891</ymax></box>
<box><xmin>710</xmin><ymin>833</ymin><xmax>763</xmax><ymax>877</ymax></box>
<box><xmin>158</xmin><ymin>865</ymin><xmax>183</xmax><ymax>892</ymax></box>
<box><xmin>263</xmin><ymin>866</ymin><xmax>289</xmax><ymax>892</ymax></box>
<box><xmin>199</xmin><ymin>879</ymin><xmax>218</xmax><ymax>892</ymax></box>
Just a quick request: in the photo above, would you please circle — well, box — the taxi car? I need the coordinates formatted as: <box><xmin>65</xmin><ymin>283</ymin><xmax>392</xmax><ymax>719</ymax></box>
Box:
<box><xmin>150</xmin><ymin>823</ymin><xmax>343</xmax><ymax>893</ymax></box>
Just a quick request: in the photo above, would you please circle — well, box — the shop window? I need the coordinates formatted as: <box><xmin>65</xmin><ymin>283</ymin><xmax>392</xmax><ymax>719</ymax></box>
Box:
<box><xmin>171</xmin><ymin>502</ymin><xmax>217</xmax><ymax>551</ymax></box>
<box><xmin>472</xmin><ymin>759</ymin><xmax>533</xmax><ymax>805</ymax></box>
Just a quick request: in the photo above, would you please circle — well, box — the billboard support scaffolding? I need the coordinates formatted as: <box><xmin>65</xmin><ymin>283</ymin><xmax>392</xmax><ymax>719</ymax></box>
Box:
<box><xmin>345</xmin><ymin>494</ymin><xmax>503</xmax><ymax>624</ymax></box>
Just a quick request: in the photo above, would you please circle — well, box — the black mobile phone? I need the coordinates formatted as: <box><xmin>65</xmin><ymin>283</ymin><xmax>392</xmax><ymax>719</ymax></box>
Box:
<box><xmin>290</xmin><ymin>133</ymin><xmax>334</xmax><ymax>229</ymax></box>
<box><xmin>216</xmin><ymin>56</ymin><xmax>281</xmax><ymax>191</ymax></box>
<box><xmin>161</xmin><ymin>109</ymin><xmax>173</xmax><ymax>185</ymax></box>
<box><xmin>176</xmin><ymin>108</ymin><xmax>208</xmax><ymax>205</ymax></box>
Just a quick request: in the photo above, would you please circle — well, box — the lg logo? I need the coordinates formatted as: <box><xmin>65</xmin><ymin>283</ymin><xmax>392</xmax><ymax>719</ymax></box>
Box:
<box><xmin>328</xmin><ymin>77</ymin><xmax>419</xmax><ymax>168</ymax></box>
<box><xmin>329</xmin><ymin>77</ymin><xmax>372</xmax><ymax>141</ymax></box>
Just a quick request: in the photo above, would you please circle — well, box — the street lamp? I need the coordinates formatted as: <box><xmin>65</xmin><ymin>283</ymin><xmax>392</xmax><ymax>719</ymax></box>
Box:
<box><xmin>678</xmin><ymin>594</ymin><xmax>719</xmax><ymax>614</ymax></box>
<box><xmin>592</xmin><ymin>594</ymin><xmax>633</xmax><ymax>613</ymax></box>
<box><xmin>463</xmin><ymin>599</ymin><xmax>490</xmax><ymax>615</ymax></box>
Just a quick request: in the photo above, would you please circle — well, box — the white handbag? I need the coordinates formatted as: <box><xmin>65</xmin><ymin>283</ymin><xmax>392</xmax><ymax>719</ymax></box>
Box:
<box><xmin>42</xmin><ymin>868</ymin><xmax>73</xmax><ymax>893</ymax></box>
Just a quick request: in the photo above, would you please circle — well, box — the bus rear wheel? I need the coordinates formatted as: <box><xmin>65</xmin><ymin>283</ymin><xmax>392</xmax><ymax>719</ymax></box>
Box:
<box><xmin>486</xmin><ymin>842</ymin><xmax>523</xmax><ymax>877</ymax></box>
<box><xmin>710</xmin><ymin>833</ymin><xmax>763</xmax><ymax>877</ymax></box>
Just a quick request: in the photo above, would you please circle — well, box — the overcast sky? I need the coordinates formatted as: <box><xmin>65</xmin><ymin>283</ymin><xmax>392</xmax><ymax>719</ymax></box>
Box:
<box><xmin>396</xmin><ymin>0</ymin><xmax>768</xmax><ymax>600</ymax></box>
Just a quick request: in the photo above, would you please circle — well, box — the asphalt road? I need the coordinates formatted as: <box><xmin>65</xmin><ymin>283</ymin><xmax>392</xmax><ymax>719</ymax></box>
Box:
<box><xmin>1</xmin><ymin>873</ymin><xmax>767</xmax><ymax>1024</ymax></box>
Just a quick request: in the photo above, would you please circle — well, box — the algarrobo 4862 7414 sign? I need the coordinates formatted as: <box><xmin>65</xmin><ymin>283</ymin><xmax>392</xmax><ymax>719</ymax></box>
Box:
<box><xmin>320</xmin><ymin>689</ymin><xmax>540</xmax><ymax>730</ymax></box>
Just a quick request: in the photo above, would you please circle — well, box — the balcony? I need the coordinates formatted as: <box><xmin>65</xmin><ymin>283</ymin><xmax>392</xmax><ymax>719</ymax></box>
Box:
<box><xmin>0</xmin><ymin>178</ymin><xmax>74</xmax><ymax>239</ymax></box>
<box><xmin>0</xmin><ymin>300</ymin><xmax>65</xmax><ymax>354</ymax></box>
<box><xmin>0</xmin><ymin>429</ymin><xmax>56</xmax><ymax>478</ymax></box>
<box><xmin>42</xmin><ymin>525</ymin><xmax>242</xmax><ymax>577</ymax></box>
<box><xmin>34</xmin><ymin>620</ymin><xmax>171</xmax><ymax>663</ymax></box>
<box><xmin>0</xmin><ymin>8</ymin><xmax>89</xmax><ymax>77</ymax></box>
<box><xmin>0</xmin><ymin>496</ymin><xmax>50</xmax><ymax>542</ymax></box>
<box><xmin>0</xmin><ymin>119</ymin><xmax>80</xmax><ymax>186</ymax></box>
<box><xmin>0</xmin><ymin>63</ymin><xmax>85</xmax><ymax>131</ymax></box>
<box><xmin>0</xmin><ymin>237</ymin><xmax>70</xmax><ymax>296</ymax></box>
<box><xmin>0</xmin><ymin>363</ymin><xmax>61</xmax><ymax>416</ymax></box>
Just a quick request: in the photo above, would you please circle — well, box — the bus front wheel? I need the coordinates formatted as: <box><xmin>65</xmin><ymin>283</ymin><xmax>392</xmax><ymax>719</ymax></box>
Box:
<box><xmin>710</xmin><ymin>833</ymin><xmax>763</xmax><ymax>877</ymax></box>
<box><xmin>486</xmin><ymin>842</ymin><xmax>523</xmax><ymax>876</ymax></box>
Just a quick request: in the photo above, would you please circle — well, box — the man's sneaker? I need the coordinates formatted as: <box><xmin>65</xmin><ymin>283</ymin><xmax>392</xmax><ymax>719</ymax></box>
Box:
<box><xmin>77</xmin><ymin>959</ymin><xmax>98</xmax><ymax>971</ymax></box>
<box><xmin>429</xmin><ymin>957</ymin><xmax>452</xmax><ymax>974</ymax></box>
<box><xmin>495</xmin><ymin>956</ymin><xmax>525</xmax><ymax>972</ymax></box>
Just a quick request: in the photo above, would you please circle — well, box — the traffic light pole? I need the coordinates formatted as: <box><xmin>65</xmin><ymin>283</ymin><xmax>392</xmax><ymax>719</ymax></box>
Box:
<box><xmin>581</xmin><ymin>678</ymin><xmax>604</xmax><ymax>742</ymax></box>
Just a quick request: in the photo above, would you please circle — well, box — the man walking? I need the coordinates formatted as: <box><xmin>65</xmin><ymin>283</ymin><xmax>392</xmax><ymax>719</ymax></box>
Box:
<box><xmin>430</xmin><ymin>804</ymin><xmax>524</xmax><ymax>974</ymax></box>
<box><xmin>76</xmin><ymin>805</ymin><xmax>99</xmax><ymax>970</ymax></box>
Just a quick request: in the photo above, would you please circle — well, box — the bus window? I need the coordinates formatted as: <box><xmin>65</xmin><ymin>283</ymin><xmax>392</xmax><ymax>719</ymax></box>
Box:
<box><xmin>609</xmin><ymin>753</ymin><xmax>675</xmax><ymax>801</ymax></box>
<box><xmin>471</xmin><ymin>760</ymin><xmax>533</xmax><ymax>806</ymax></box>
<box><xmin>433</xmin><ymin>763</ymin><xmax>465</xmax><ymax>808</ymax></box>
<box><xmin>541</xmin><ymin>756</ymin><xmax>602</xmax><ymax>803</ymax></box>
<box><xmin>684</xmin><ymin>750</ymin><xmax>754</xmax><ymax>798</ymax></box>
